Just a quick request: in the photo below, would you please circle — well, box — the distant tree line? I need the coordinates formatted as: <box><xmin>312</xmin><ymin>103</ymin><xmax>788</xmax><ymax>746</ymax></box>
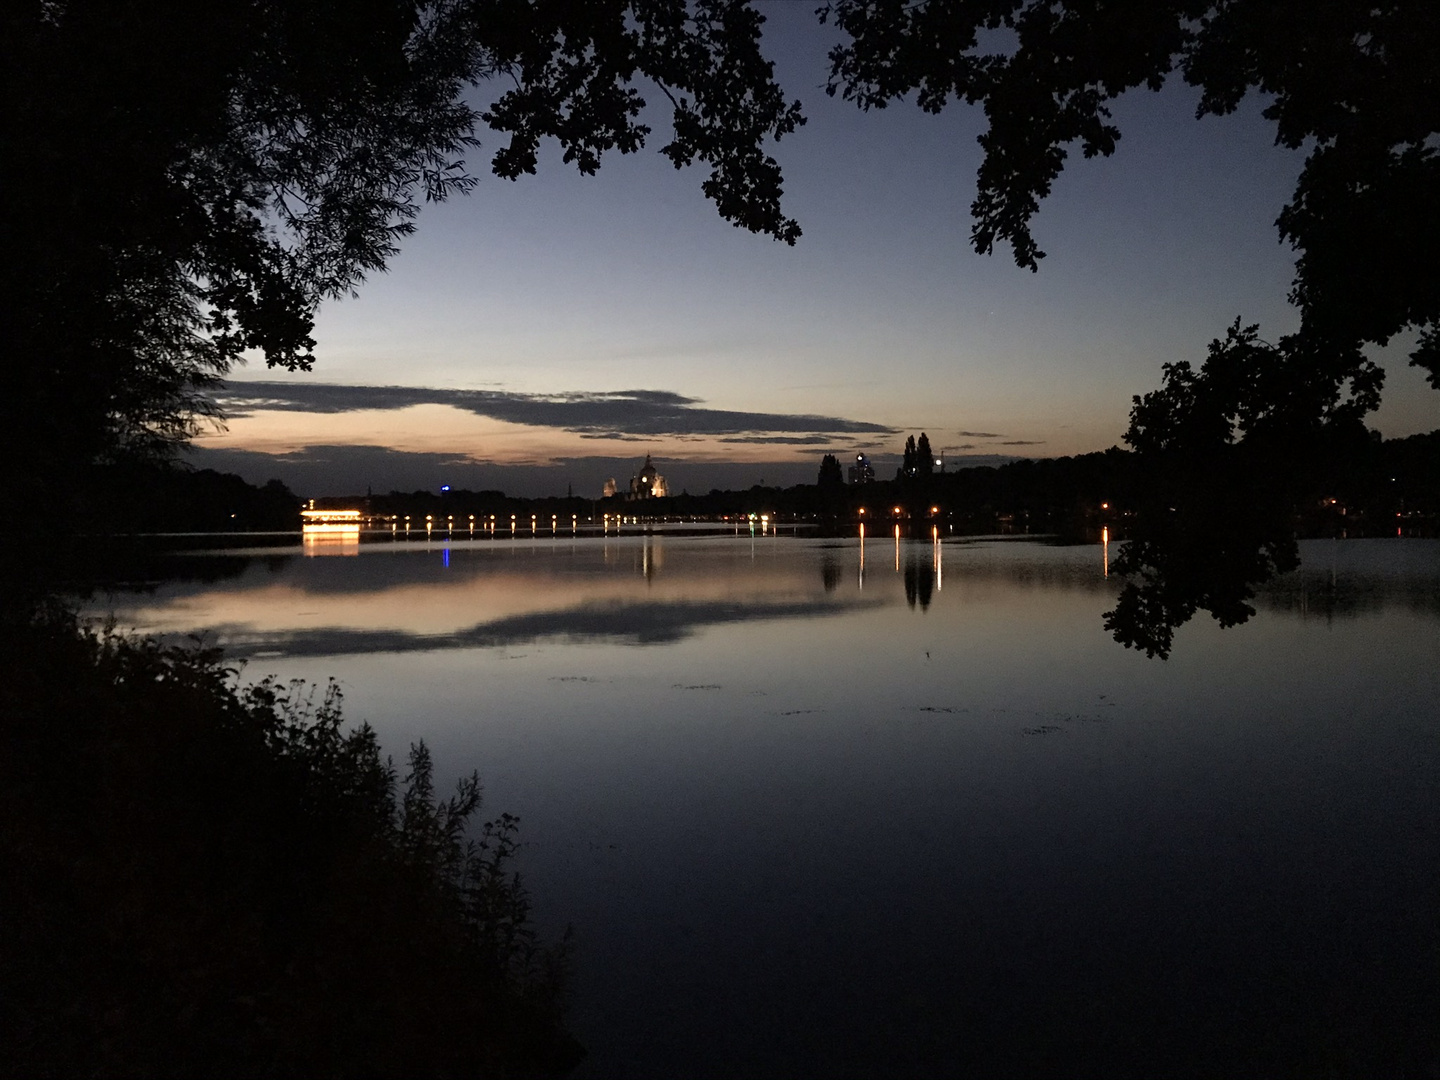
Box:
<box><xmin>80</xmin><ymin>426</ymin><xmax>1436</xmax><ymax>544</ymax></box>
<box><xmin>84</xmin><ymin>463</ymin><xmax>301</xmax><ymax>533</ymax></box>
<box><xmin>282</xmin><ymin>429</ymin><xmax>1437</xmax><ymax>541</ymax></box>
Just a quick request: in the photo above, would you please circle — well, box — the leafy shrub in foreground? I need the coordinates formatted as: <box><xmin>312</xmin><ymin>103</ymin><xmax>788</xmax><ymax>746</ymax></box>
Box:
<box><xmin>0</xmin><ymin>607</ymin><xmax>579</xmax><ymax>1078</ymax></box>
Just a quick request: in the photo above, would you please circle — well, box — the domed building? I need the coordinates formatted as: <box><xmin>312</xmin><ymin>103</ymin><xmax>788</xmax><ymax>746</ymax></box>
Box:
<box><xmin>629</xmin><ymin>455</ymin><xmax>668</xmax><ymax>499</ymax></box>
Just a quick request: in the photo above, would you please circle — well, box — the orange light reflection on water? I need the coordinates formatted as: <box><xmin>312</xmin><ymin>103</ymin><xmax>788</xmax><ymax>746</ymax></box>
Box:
<box><xmin>302</xmin><ymin>524</ymin><xmax>360</xmax><ymax>556</ymax></box>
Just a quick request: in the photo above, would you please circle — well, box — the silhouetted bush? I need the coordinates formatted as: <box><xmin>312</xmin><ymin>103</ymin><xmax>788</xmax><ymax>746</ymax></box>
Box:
<box><xmin>0</xmin><ymin>605</ymin><xmax>579</xmax><ymax>1078</ymax></box>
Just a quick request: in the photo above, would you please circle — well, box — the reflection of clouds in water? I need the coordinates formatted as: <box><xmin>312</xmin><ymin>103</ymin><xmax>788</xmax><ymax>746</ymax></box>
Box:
<box><xmin>186</xmin><ymin>596</ymin><xmax>880</xmax><ymax>659</ymax></box>
<box><xmin>123</xmin><ymin>537</ymin><xmax>837</xmax><ymax>601</ymax></box>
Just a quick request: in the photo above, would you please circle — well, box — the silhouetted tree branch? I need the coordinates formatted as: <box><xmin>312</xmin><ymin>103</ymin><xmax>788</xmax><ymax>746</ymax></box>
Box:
<box><xmin>1104</xmin><ymin>321</ymin><xmax>1378</xmax><ymax>657</ymax></box>
<box><xmin>2</xmin><ymin>0</ymin><xmax>805</xmax><ymax>507</ymax></box>
<box><xmin>916</xmin><ymin>432</ymin><xmax>934</xmax><ymax>476</ymax></box>
<box><xmin>820</xmin><ymin>0</ymin><xmax>1440</xmax><ymax>391</ymax></box>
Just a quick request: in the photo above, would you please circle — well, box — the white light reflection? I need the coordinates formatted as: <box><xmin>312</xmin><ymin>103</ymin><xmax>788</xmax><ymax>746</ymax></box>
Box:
<box><xmin>858</xmin><ymin>522</ymin><xmax>865</xmax><ymax>589</ymax></box>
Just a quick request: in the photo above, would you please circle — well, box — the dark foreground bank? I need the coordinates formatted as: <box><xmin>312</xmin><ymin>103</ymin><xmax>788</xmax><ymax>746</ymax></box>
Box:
<box><xmin>0</xmin><ymin>604</ymin><xmax>580</xmax><ymax>1078</ymax></box>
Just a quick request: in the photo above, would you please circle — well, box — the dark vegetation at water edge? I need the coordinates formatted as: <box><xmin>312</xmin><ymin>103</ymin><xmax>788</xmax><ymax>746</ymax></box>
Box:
<box><xmin>0</xmin><ymin>606</ymin><xmax>580</xmax><ymax>1079</ymax></box>
<box><xmin>86</xmin><ymin>463</ymin><xmax>303</xmax><ymax>533</ymax></box>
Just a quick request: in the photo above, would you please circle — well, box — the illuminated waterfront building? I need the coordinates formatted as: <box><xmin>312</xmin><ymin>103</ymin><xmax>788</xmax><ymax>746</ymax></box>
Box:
<box><xmin>628</xmin><ymin>455</ymin><xmax>668</xmax><ymax>499</ymax></box>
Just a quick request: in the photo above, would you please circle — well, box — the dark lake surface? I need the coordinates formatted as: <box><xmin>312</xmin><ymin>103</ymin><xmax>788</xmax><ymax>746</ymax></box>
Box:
<box><xmin>88</xmin><ymin>533</ymin><xmax>1440</xmax><ymax>1077</ymax></box>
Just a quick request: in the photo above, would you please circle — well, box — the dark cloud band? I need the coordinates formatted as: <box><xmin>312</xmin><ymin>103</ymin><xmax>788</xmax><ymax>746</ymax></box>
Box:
<box><xmin>215</xmin><ymin>381</ymin><xmax>896</xmax><ymax>440</ymax></box>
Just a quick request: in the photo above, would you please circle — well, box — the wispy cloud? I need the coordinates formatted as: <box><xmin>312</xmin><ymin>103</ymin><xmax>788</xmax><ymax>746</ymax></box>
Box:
<box><xmin>717</xmin><ymin>435</ymin><xmax>848</xmax><ymax>445</ymax></box>
<box><xmin>1000</xmin><ymin>439</ymin><xmax>1045</xmax><ymax>446</ymax></box>
<box><xmin>215</xmin><ymin>381</ymin><xmax>896</xmax><ymax>440</ymax></box>
<box><xmin>956</xmin><ymin>430</ymin><xmax>1004</xmax><ymax>439</ymax></box>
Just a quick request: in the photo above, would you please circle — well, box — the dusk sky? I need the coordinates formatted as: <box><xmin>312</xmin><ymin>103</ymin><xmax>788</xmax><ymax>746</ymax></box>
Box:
<box><xmin>200</xmin><ymin>3</ymin><xmax>1438</xmax><ymax>498</ymax></box>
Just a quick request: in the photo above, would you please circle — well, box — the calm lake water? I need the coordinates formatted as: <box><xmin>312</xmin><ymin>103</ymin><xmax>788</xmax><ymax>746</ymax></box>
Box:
<box><xmin>90</xmin><ymin>533</ymin><xmax>1440</xmax><ymax>1078</ymax></box>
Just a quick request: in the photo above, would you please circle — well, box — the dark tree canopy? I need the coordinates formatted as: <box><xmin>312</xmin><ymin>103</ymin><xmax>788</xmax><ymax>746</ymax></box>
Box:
<box><xmin>2</xmin><ymin>0</ymin><xmax>804</xmax><ymax>498</ymax></box>
<box><xmin>916</xmin><ymin>432</ymin><xmax>934</xmax><ymax>475</ymax></box>
<box><xmin>818</xmin><ymin>452</ymin><xmax>844</xmax><ymax>487</ymax></box>
<box><xmin>820</xmin><ymin>0</ymin><xmax>1440</xmax><ymax>390</ymax></box>
<box><xmin>901</xmin><ymin>434</ymin><xmax>919</xmax><ymax>477</ymax></box>
<box><xmin>1104</xmin><ymin>321</ymin><xmax>1376</xmax><ymax>656</ymax></box>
